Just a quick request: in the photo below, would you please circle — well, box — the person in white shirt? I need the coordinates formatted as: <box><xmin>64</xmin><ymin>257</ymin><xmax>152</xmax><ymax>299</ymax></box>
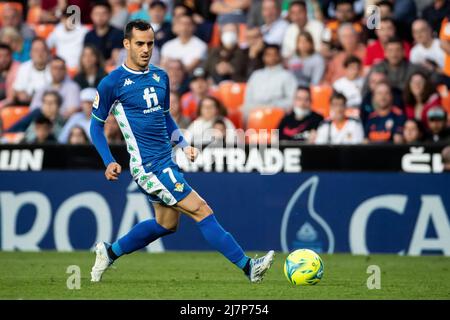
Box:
<box><xmin>282</xmin><ymin>0</ymin><xmax>324</xmax><ymax>59</ymax></box>
<box><xmin>12</xmin><ymin>38</ymin><xmax>52</xmax><ymax>105</ymax></box>
<box><xmin>46</xmin><ymin>11</ymin><xmax>89</xmax><ymax>69</ymax></box>
<box><xmin>410</xmin><ymin>19</ymin><xmax>446</xmax><ymax>70</ymax></box>
<box><xmin>186</xmin><ymin>95</ymin><xmax>236</xmax><ymax>147</ymax></box>
<box><xmin>58</xmin><ymin>87</ymin><xmax>96</xmax><ymax>143</ymax></box>
<box><xmin>160</xmin><ymin>14</ymin><xmax>207</xmax><ymax>73</ymax></box>
<box><xmin>243</xmin><ymin>44</ymin><xmax>298</xmax><ymax>118</ymax></box>
<box><xmin>260</xmin><ymin>0</ymin><xmax>289</xmax><ymax>46</ymax></box>
<box><xmin>315</xmin><ymin>92</ymin><xmax>364</xmax><ymax>144</ymax></box>
<box><xmin>332</xmin><ymin>55</ymin><xmax>364</xmax><ymax>108</ymax></box>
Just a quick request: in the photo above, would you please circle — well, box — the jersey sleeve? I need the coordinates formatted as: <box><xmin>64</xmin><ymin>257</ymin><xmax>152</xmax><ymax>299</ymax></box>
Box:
<box><xmin>92</xmin><ymin>76</ymin><xmax>117</xmax><ymax>123</ymax></box>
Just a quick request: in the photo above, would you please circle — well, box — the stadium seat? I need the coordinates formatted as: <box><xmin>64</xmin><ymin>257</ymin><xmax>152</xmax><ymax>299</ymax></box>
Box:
<box><xmin>0</xmin><ymin>106</ymin><xmax>29</xmax><ymax>131</ymax></box>
<box><xmin>217</xmin><ymin>82</ymin><xmax>246</xmax><ymax>111</ymax></box>
<box><xmin>246</xmin><ymin>107</ymin><xmax>285</xmax><ymax>144</ymax></box>
<box><xmin>437</xmin><ymin>84</ymin><xmax>450</xmax><ymax>116</ymax></box>
<box><xmin>226</xmin><ymin>109</ymin><xmax>243</xmax><ymax>129</ymax></box>
<box><xmin>238</xmin><ymin>23</ymin><xmax>247</xmax><ymax>47</ymax></box>
<box><xmin>67</xmin><ymin>67</ymin><xmax>79</xmax><ymax>79</ymax></box>
<box><xmin>310</xmin><ymin>85</ymin><xmax>333</xmax><ymax>118</ymax></box>
<box><xmin>1</xmin><ymin>132</ymin><xmax>22</xmax><ymax>144</ymax></box>
<box><xmin>26</xmin><ymin>5</ymin><xmax>41</xmax><ymax>25</ymax></box>
<box><xmin>209</xmin><ymin>23</ymin><xmax>221</xmax><ymax>48</ymax></box>
<box><xmin>34</xmin><ymin>24</ymin><xmax>56</xmax><ymax>39</ymax></box>
<box><xmin>127</xmin><ymin>2</ymin><xmax>141</xmax><ymax>13</ymax></box>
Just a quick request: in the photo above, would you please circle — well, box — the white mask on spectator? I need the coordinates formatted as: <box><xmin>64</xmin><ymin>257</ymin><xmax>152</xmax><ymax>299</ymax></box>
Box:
<box><xmin>221</xmin><ymin>31</ymin><xmax>238</xmax><ymax>48</ymax></box>
<box><xmin>293</xmin><ymin>107</ymin><xmax>310</xmax><ymax>120</ymax></box>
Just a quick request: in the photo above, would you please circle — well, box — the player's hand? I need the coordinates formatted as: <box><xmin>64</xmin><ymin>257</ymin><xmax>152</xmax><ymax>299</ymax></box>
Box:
<box><xmin>183</xmin><ymin>146</ymin><xmax>199</xmax><ymax>162</ymax></box>
<box><xmin>105</xmin><ymin>162</ymin><xmax>122</xmax><ymax>181</ymax></box>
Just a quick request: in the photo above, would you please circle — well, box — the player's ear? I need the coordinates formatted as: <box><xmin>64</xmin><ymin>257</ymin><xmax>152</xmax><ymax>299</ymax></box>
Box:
<box><xmin>123</xmin><ymin>38</ymin><xmax>130</xmax><ymax>50</ymax></box>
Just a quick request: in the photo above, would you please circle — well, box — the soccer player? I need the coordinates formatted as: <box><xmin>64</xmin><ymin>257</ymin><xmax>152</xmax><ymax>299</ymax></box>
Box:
<box><xmin>89</xmin><ymin>20</ymin><xmax>274</xmax><ymax>283</ymax></box>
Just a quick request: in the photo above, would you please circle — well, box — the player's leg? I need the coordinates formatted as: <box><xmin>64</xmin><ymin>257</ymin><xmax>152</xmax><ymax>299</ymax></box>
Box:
<box><xmin>107</xmin><ymin>203</ymin><xmax>179</xmax><ymax>261</ymax></box>
<box><xmin>174</xmin><ymin>190</ymin><xmax>275</xmax><ymax>283</ymax></box>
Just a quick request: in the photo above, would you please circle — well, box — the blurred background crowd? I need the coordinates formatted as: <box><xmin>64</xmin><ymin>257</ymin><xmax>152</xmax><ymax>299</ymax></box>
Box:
<box><xmin>0</xmin><ymin>0</ymin><xmax>449</xmax><ymax>146</ymax></box>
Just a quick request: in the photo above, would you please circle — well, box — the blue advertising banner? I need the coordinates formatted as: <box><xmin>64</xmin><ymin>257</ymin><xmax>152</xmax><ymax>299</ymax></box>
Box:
<box><xmin>0</xmin><ymin>171</ymin><xmax>449</xmax><ymax>255</ymax></box>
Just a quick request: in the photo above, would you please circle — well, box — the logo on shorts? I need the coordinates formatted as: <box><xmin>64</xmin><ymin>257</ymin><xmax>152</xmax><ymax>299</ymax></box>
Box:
<box><xmin>174</xmin><ymin>183</ymin><xmax>184</xmax><ymax>192</ymax></box>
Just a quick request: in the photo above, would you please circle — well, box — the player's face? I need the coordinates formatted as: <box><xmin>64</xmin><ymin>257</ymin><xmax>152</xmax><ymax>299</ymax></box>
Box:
<box><xmin>126</xmin><ymin>28</ymin><xmax>154</xmax><ymax>69</ymax></box>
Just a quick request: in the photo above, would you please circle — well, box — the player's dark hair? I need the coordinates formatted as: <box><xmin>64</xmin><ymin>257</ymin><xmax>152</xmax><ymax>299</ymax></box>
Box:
<box><xmin>330</xmin><ymin>92</ymin><xmax>347</xmax><ymax>104</ymax></box>
<box><xmin>42</xmin><ymin>90</ymin><xmax>63</xmax><ymax>108</ymax></box>
<box><xmin>92</xmin><ymin>1</ymin><xmax>112</xmax><ymax>12</ymax></box>
<box><xmin>376</xmin><ymin>0</ymin><xmax>394</xmax><ymax>11</ymax></box>
<box><xmin>198</xmin><ymin>96</ymin><xmax>227</xmax><ymax>118</ymax></box>
<box><xmin>343</xmin><ymin>55</ymin><xmax>362</xmax><ymax>68</ymax></box>
<box><xmin>0</xmin><ymin>42</ymin><xmax>12</xmax><ymax>53</ymax></box>
<box><xmin>297</xmin><ymin>86</ymin><xmax>311</xmax><ymax>97</ymax></box>
<box><xmin>289</xmin><ymin>1</ymin><xmax>306</xmax><ymax>10</ymax></box>
<box><xmin>124</xmin><ymin>19</ymin><xmax>153</xmax><ymax>40</ymax></box>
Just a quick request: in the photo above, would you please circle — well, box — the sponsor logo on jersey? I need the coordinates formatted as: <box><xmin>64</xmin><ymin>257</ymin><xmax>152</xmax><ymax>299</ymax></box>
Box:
<box><xmin>123</xmin><ymin>78</ymin><xmax>135</xmax><ymax>86</ymax></box>
<box><xmin>152</xmin><ymin>73</ymin><xmax>160</xmax><ymax>82</ymax></box>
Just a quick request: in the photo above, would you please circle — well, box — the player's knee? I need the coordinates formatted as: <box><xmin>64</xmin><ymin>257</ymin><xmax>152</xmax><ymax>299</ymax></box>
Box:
<box><xmin>193</xmin><ymin>199</ymin><xmax>213</xmax><ymax>219</ymax></box>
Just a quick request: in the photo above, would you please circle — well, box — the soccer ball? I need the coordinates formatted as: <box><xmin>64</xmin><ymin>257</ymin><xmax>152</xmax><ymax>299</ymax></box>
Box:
<box><xmin>284</xmin><ymin>249</ymin><xmax>324</xmax><ymax>285</ymax></box>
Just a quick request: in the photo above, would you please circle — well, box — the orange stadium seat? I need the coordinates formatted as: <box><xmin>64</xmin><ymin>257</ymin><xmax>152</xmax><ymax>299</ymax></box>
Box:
<box><xmin>67</xmin><ymin>67</ymin><xmax>79</xmax><ymax>79</ymax></box>
<box><xmin>246</xmin><ymin>107</ymin><xmax>285</xmax><ymax>144</ymax></box>
<box><xmin>26</xmin><ymin>5</ymin><xmax>41</xmax><ymax>25</ymax></box>
<box><xmin>34</xmin><ymin>23</ymin><xmax>56</xmax><ymax>39</ymax></box>
<box><xmin>217</xmin><ymin>82</ymin><xmax>246</xmax><ymax>111</ymax></box>
<box><xmin>0</xmin><ymin>106</ymin><xmax>29</xmax><ymax>131</ymax></box>
<box><xmin>227</xmin><ymin>109</ymin><xmax>243</xmax><ymax>129</ymax></box>
<box><xmin>127</xmin><ymin>2</ymin><xmax>141</xmax><ymax>13</ymax></box>
<box><xmin>437</xmin><ymin>84</ymin><xmax>450</xmax><ymax>114</ymax></box>
<box><xmin>1</xmin><ymin>132</ymin><xmax>22</xmax><ymax>143</ymax></box>
<box><xmin>209</xmin><ymin>23</ymin><xmax>221</xmax><ymax>48</ymax></box>
<box><xmin>311</xmin><ymin>85</ymin><xmax>333</xmax><ymax>118</ymax></box>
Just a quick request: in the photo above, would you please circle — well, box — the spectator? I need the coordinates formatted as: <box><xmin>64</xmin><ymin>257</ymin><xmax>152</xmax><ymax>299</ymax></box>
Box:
<box><xmin>368</xmin><ymin>37</ymin><xmax>425</xmax><ymax>92</ymax></box>
<box><xmin>26</xmin><ymin>115</ymin><xmax>57</xmax><ymax>144</ymax></box>
<box><xmin>68</xmin><ymin>125</ymin><xmax>89</xmax><ymax>145</ymax></box>
<box><xmin>0</xmin><ymin>27</ymin><xmax>31</xmax><ymax>62</ymax></box>
<box><xmin>403</xmin><ymin>119</ymin><xmax>424</xmax><ymax>143</ymax></box>
<box><xmin>170</xmin><ymin>91</ymin><xmax>191</xmax><ymax>129</ymax></box>
<box><xmin>364</xmin><ymin>18</ymin><xmax>411</xmax><ymax>67</ymax></box>
<box><xmin>422</xmin><ymin>0</ymin><xmax>450</xmax><ymax>35</ymax></box>
<box><xmin>160</xmin><ymin>14</ymin><xmax>207</xmax><ymax>73</ymax></box>
<box><xmin>203</xmin><ymin>23</ymin><xmax>248</xmax><ymax>84</ymax></box>
<box><xmin>286</xmin><ymin>31</ymin><xmax>325</xmax><ymax>87</ymax></box>
<box><xmin>186</xmin><ymin>95</ymin><xmax>236</xmax><ymax>146</ymax></box>
<box><xmin>441</xmin><ymin>145</ymin><xmax>450</xmax><ymax>171</ymax></box>
<box><xmin>104</xmin><ymin>114</ymin><xmax>124</xmax><ymax>144</ymax></box>
<box><xmin>0</xmin><ymin>3</ymin><xmax>35</xmax><ymax>41</ymax></box>
<box><xmin>323</xmin><ymin>23</ymin><xmax>366</xmax><ymax>84</ymax></box>
<box><xmin>58</xmin><ymin>87</ymin><xmax>96</xmax><ymax>143</ymax></box>
<box><xmin>282</xmin><ymin>0</ymin><xmax>324</xmax><ymax>59</ymax></box>
<box><xmin>149</xmin><ymin>1</ymin><xmax>174</xmax><ymax>49</ymax></box>
<box><xmin>74</xmin><ymin>45</ymin><xmax>107</xmax><ymax>90</ymax></box>
<box><xmin>439</xmin><ymin>15</ymin><xmax>450</xmax><ymax>77</ymax></box>
<box><xmin>324</xmin><ymin>0</ymin><xmax>363</xmax><ymax>48</ymax></box>
<box><xmin>332</xmin><ymin>55</ymin><xmax>364</xmax><ymax>108</ymax></box>
<box><xmin>315</xmin><ymin>92</ymin><xmax>364</xmax><ymax>144</ymax></box>
<box><xmin>181</xmin><ymin>68</ymin><xmax>217</xmax><ymax>120</ymax></box>
<box><xmin>424</xmin><ymin>106</ymin><xmax>450</xmax><ymax>142</ymax></box>
<box><xmin>0</xmin><ymin>43</ymin><xmax>20</xmax><ymax>108</ymax></box>
<box><xmin>210</xmin><ymin>0</ymin><xmax>251</xmax><ymax>25</ymax></box>
<box><xmin>12</xmin><ymin>38</ymin><xmax>52</xmax><ymax>105</ymax></box>
<box><xmin>30</xmin><ymin>56</ymin><xmax>81</xmax><ymax>120</ymax></box>
<box><xmin>7</xmin><ymin>90</ymin><xmax>65</xmax><ymax>142</ymax></box>
<box><xmin>243</xmin><ymin>44</ymin><xmax>297</xmax><ymax>117</ymax></box>
<box><xmin>83</xmin><ymin>2</ymin><xmax>123</xmax><ymax>62</ymax></box>
<box><xmin>365</xmin><ymin>82</ymin><xmax>406</xmax><ymax>144</ymax></box>
<box><xmin>403</xmin><ymin>71</ymin><xmax>441</xmax><ymax>125</ymax></box>
<box><xmin>108</xmin><ymin>0</ymin><xmax>129</xmax><ymax>30</ymax></box>
<box><xmin>260</xmin><ymin>0</ymin><xmax>289</xmax><ymax>46</ymax></box>
<box><xmin>211</xmin><ymin>117</ymin><xmax>228</xmax><ymax>146</ymax></box>
<box><xmin>166</xmin><ymin>59</ymin><xmax>190</xmax><ymax>96</ymax></box>
<box><xmin>277</xmin><ymin>86</ymin><xmax>323</xmax><ymax>142</ymax></box>
<box><xmin>410</xmin><ymin>19</ymin><xmax>446</xmax><ymax>71</ymax></box>
<box><xmin>243</xmin><ymin>27</ymin><xmax>265</xmax><ymax>78</ymax></box>
<box><xmin>173</xmin><ymin>1</ymin><xmax>215</xmax><ymax>43</ymax></box>
<box><xmin>46</xmin><ymin>10</ymin><xmax>89</xmax><ymax>69</ymax></box>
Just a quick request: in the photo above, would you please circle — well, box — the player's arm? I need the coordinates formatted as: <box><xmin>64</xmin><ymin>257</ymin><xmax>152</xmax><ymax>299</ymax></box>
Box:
<box><xmin>90</xmin><ymin>79</ymin><xmax>122</xmax><ymax>180</ymax></box>
<box><xmin>163</xmin><ymin>73</ymin><xmax>198</xmax><ymax>162</ymax></box>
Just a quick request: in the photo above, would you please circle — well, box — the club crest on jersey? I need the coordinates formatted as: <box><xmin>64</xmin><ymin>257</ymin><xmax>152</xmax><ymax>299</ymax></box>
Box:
<box><xmin>123</xmin><ymin>78</ymin><xmax>135</xmax><ymax>86</ymax></box>
<box><xmin>152</xmin><ymin>73</ymin><xmax>160</xmax><ymax>82</ymax></box>
<box><xmin>174</xmin><ymin>183</ymin><xmax>184</xmax><ymax>192</ymax></box>
<box><xmin>93</xmin><ymin>91</ymin><xmax>100</xmax><ymax>109</ymax></box>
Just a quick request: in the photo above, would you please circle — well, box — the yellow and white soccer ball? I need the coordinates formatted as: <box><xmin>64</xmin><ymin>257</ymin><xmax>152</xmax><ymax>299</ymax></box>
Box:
<box><xmin>284</xmin><ymin>249</ymin><xmax>324</xmax><ymax>285</ymax></box>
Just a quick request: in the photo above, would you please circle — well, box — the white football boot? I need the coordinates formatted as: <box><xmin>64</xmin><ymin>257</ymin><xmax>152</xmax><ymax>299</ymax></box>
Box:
<box><xmin>90</xmin><ymin>242</ymin><xmax>113</xmax><ymax>282</ymax></box>
<box><xmin>248</xmin><ymin>250</ymin><xmax>275</xmax><ymax>283</ymax></box>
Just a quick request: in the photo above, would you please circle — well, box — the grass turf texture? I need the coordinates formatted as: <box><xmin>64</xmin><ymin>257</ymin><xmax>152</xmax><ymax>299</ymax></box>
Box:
<box><xmin>0</xmin><ymin>251</ymin><xmax>449</xmax><ymax>299</ymax></box>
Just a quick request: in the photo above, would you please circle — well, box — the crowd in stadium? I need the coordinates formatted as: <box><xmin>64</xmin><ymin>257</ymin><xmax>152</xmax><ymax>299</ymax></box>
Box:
<box><xmin>0</xmin><ymin>0</ymin><xmax>450</xmax><ymax>145</ymax></box>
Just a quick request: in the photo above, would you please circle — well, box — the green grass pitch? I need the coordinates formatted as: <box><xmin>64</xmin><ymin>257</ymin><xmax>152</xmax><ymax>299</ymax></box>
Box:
<box><xmin>0</xmin><ymin>251</ymin><xmax>449</xmax><ymax>299</ymax></box>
